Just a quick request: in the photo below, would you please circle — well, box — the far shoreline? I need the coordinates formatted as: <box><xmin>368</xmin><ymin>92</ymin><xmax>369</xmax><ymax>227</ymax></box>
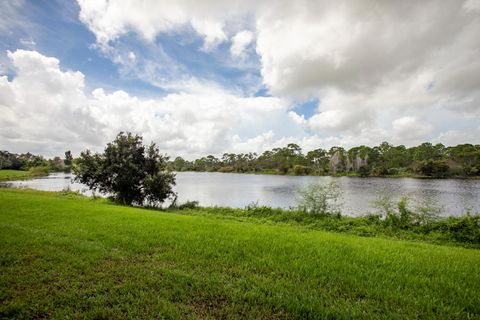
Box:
<box><xmin>173</xmin><ymin>169</ymin><xmax>480</xmax><ymax>180</ymax></box>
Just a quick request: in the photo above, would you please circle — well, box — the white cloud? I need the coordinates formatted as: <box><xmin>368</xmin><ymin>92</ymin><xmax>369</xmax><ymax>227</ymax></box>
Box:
<box><xmin>392</xmin><ymin>117</ymin><xmax>434</xmax><ymax>144</ymax></box>
<box><xmin>76</xmin><ymin>0</ymin><xmax>480</xmax><ymax>118</ymax></box>
<box><xmin>433</xmin><ymin>128</ymin><xmax>480</xmax><ymax>146</ymax></box>
<box><xmin>0</xmin><ymin>1</ymin><xmax>26</xmax><ymax>34</ymax></box>
<box><xmin>0</xmin><ymin>50</ymin><xmax>104</xmax><ymax>155</ymax></box>
<box><xmin>0</xmin><ymin>50</ymin><xmax>305</xmax><ymax>158</ymax></box>
<box><xmin>230</xmin><ymin>30</ymin><xmax>254</xmax><ymax>58</ymax></box>
<box><xmin>76</xmin><ymin>0</ymin><xmax>255</xmax><ymax>49</ymax></box>
<box><xmin>19</xmin><ymin>38</ymin><xmax>36</xmax><ymax>49</ymax></box>
<box><xmin>254</xmin><ymin>1</ymin><xmax>480</xmax><ymax>101</ymax></box>
<box><xmin>3</xmin><ymin>0</ymin><xmax>480</xmax><ymax>156</ymax></box>
<box><xmin>288</xmin><ymin>111</ymin><xmax>307</xmax><ymax>126</ymax></box>
<box><xmin>2</xmin><ymin>50</ymin><xmax>479</xmax><ymax>158</ymax></box>
<box><xmin>127</xmin><ymin>51</ymin><xmax>136</xmax><ymax>62</ymax></box>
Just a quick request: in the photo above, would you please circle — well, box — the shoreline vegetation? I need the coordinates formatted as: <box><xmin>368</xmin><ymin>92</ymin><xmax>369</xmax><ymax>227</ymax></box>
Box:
<box><xmin>168</xmin><ymin>142</ymin><xmax>480</xmax><ymax>179</ymax></box>
<box><xmin>150</xmin><ymin>182</ymin><xmax>480</xmax><ymax>250</ymax></box>
<box><xmin>1</xmin><ymin>188</ymin><xmax>479</xmax><ymax>318</ymax></box>
<box><xmin>177</xmin><ymin>168</ymin><xmax>480</xmax><ymax>179</ymax></box>
<box><xmin>2</xmin><ymin>142</ymin><xmax>480</xmax><ymax>180</ymax></box>
<box><xmin>0</xmin><ymin>168</ymin><xmax>50</xmax><ymax>182</ymax></box>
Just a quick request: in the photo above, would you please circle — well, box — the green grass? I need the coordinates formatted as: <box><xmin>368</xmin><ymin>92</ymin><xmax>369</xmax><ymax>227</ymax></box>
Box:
<box><xmin>0</xmin><ymin>170</ymin><xmax>33</xmax><ymax>181</ymax></box>
<box><xmin>175</xmin><ymin>206</ymin><xmax>480</xmax><ymax>249</ymax></box>
<box><xmin>1</xmin><ymin>189</ymin><xmax>480</xmax><ymax>319</ymax></box>
<box><xmin>0</xmin><ymin>168</ymin><xmax>50</xmax><ymax>181</ymax></box>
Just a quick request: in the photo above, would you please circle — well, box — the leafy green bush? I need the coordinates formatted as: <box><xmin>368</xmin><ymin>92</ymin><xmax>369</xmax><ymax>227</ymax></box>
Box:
<box><xmin>442</xmin><ymin>215</ymin><xmax>480</xmax><ymax>244</ymax></box>
<box><xmin>357</xmin><ymin>165</ymin><xmax>371</xmax><ymax>177</ymax></box>
<box><xmin>374</xmin><ymin>194</ymin><xmax>440</xmax><ymax>229</ymax></box>
<box><xmin>419</xmin><ymin>160</ymin><xmax>450</xmax><ymax>178</ymax></box>
<box><xmin>177</xmin><ymin>200</ymin><xmax>200</xmax><ymax>210</ymax></box>
<box><xmin>296</xmin><ymin>182</ymin><xmax>341</xmax><ymax>216</ymax></box>
<box><xmin>292</xmin><ymin>165</ymin><xmax>308</xmax><ymax>175</ymax></box>
<box><xmin>28</xmin><ymin>166</ymin><xmax>49</xmax><ymax>176</ymax></box>
<box><xmin>387</xmin><ymin>168</ymin><xmax>399</xmax><ymax>175</ymax></box>
<box><xmin>217</xmin><ymin>166</ymin><xmax>234</xmax><ymax>173</ymax></box>
<box><xmin>414</xmin><ymin>199</ymin><xmax>441</xmax><ymax>226</ymax></box>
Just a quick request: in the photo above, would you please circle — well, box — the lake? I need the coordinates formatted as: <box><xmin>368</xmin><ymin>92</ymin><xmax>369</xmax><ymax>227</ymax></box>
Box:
<box><xmin>2</xmin><ymin>172</ymin><xmax>479</xmax><ymax>216</ymax></box>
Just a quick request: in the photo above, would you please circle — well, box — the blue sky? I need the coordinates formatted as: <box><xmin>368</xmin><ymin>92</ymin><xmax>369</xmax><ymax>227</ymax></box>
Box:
<box><xmin>0</xmin><ymin>0</ymin><xmax>479</xmax><ymax>157</ymax></box>
<box><xmin>0</xmin><ymin>0</ymin><xmax>272</xmax><ymax>99</ymax></box>
<box><xmin>1</xmin><ymin>0</ymin><xmax>259</xmax><ymax>97</ymax></box>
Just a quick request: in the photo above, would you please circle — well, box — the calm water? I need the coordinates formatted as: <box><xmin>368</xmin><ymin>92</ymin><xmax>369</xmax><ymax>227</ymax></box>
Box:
<box><xmin>2</xmin><ymin>172</ymin><xmax>479</xmax><ymax>216</ymax></box>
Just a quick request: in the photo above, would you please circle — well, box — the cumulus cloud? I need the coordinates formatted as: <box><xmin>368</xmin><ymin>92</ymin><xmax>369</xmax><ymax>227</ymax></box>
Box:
<box><xmin>230</xmin><ymin>30</ymin><xmax>254</xmax><ymax>58</ymax></box>
<box><xmin>78</xmin><ymin>1</ymin><xmax>479</xmax><ymax>101</ymax></box>
<box><xmin>433</xmin><ymin>127</ymin><xmax>480</xmax><ymax>146</ymax></box>
<box><xmin>392</xmin><ymin>117</ymin><xmax>434</xmax><ymax>143</ymax></box>
<box><xmin>76</xmin><ymin>0</ymin><xmax>480</xmax><ymax>129</ymax></box>
<box><xmin>3</xmin><ymin>1</ymin><xmax>480</xmax><ymax>157</ymax></box>
<box><xmin>2</xmin><ymin>49</ymin><xmax>478</xmax><ymax>159</ymax></box>
<box><xmin>0</xmin><ymin>50</ymin><xmax>306</xmax><ymax>158</ymax></box>
<box><xmin>76</xmin><ymin>0</ymin><xmax>258</xmax><ymax>49</ymax></box>
<box><xmin>0</xmin><ymin>50</ymin><xmax>105</xmax><ymax>155</ymax></box>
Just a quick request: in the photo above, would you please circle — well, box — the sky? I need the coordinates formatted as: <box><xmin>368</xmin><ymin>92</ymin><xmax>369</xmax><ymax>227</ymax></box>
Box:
<box><xmin>0</xmin><ymin>0</ymin><xmax>479</xmax><ymax>159</ymax></box>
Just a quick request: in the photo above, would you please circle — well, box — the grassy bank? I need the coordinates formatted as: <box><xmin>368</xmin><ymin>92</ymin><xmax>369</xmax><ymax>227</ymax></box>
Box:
<box><xmin>172</xmin><ymin>205</ymin><xmax>480</xmax><ymax>249</ymax></box>
<box><xmin>0</xmin><ymin>170</ymin><xmax>33</xmax><ymax>181</ymax></box>
<box><xmin>0</xmin><ymin>168</ymin><xmax>49</xmax><ymax>181</ymax></box>
<box><xmin>1</xmin><ymin>189</ymin><xmax>480</xmax><ymax>319</ymax></box>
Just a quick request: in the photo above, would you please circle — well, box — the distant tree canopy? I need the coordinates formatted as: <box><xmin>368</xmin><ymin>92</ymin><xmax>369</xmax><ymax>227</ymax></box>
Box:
<box><xmin>167</xmin><ymin>142</ymin><xmax>480</xmax><ymax>178</ymax></box>
<box><xmin>73</xmin><ymin>132</ymin><xmax>176</xmax><ymax>206</ymax></box>
<box><xmin>0</xmin><ymin>150</ymin><xmax>73</xmax><ymax>173</ymax></box>
<box><xmin>0</xmin><ymin>151</ymin><xmax>49</xmax><ymax>170</ymax></box>
<box><xmin>2</xmin><ymin>141</ymin><xmax>480</xmax><ymax>181</ymax></box>
<box><xmin>64</xmin><ymin>150</ymin><xmax>73</xmax><ymax>166</ymax></box>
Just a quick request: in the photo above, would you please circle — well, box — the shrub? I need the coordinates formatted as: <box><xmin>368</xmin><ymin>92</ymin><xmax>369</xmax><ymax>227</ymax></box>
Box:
<box><xmin>245</xmin><ymin>201</ymin><xmax>260</xmax><ymax>210</ymax></box>
<box><xmin>442</xmin><ymin>215</ymin><xmax>480</xmax><ymax>244</ymax></box>
<box><xmin>177</xmin><ymin>200</ymin><xmax>200</xmax><ymax>210</ymax></box>
<box><xmin>387</xmin><ymin>168</ymin><xmax>399</xmax><ymax>175</ymax></box>
<box><xmin>296</xmin><ymin>182</ymin><xmax>342</xmax><ymax>216</ymax></box>
<box><xmin>358</xmin><ymin>165</ymin><xmax>371</xmax><ymax>177</ymax></box>
<box><xmin>292</xmin><ymin>165</ymin><xmax>307</xmax><ymax>176</ymax></box>
<box><xmin>373</xmin><ymin>193</ymin><xmax>396</xmax><ymax>219</ymax></box>
<box><xmin>217</xmin><ymin>166</ymin><xmax>234</xmax><ymax>173</ymax></box>
<box><xmin>374</xmin><ymin>194</ymin><xmax>440</xmax><ymax>229</ymax></box>
<box><xmin>413</xmin><ymin>199</ymin><xmax>441</xmax><ymax>226</ymax></box>
<box><xmin>419</xmin><ymin>160</ymin><xmax>450</xmax><ymax>178</ymax></box>
<box><xmin>28</xmin><ymin>166</ymin><xmax>49</xmax><ymax>176</ymax></box>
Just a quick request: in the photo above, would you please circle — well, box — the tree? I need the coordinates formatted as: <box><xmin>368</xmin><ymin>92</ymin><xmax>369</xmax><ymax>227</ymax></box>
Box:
<box><xmin>64</xmin><ymin>150</ymin><xmax>73</xmax><ymax>166</ymax></box>
<box><xmin>306</xmin><ymin>148</ymin><xmax>329</xmax><ymax>173</ymax></box>
<box><xmin>419</xmin><ymin>160</ymin><xmax>450</xmax><ymax>178</ymax></box>
<box><xmin>171</xmin><ymin>156</ymin><xmax>188</xmax><ymax>171</ymax></box>
<box><xmin>49</xmin><ymin>156</ymin><xmax>65</xmax><ymax>171</ymax></box>
<box><xmin>73</xmin><ymin>132</ymin><xmax>176</xmax><ymax>206</ymax></box>
<box><xmin>411</xmin><ymin>143</ymin><xmax>445</xmax><ymax>164</ymax></box>
<box><xmin>447</xmin><ymin>144</ymin><xmax>480</xmax><ymax>175</ymax></box>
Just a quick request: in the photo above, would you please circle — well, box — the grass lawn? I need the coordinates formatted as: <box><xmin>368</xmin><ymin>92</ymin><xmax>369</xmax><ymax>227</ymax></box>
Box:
<box><xmin>1</xmin><ymin>189</ymin><xmax>479</xmax><ymax>319</ymax></box>
<box><xmin>0</xmin><ymin>170</ymin><xmax>33</xmax><ymax>181</ymax></box>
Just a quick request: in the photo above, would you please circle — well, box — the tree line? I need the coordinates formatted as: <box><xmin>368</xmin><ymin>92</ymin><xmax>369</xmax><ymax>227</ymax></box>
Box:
<box><xmin>0</xmin><ymin>150</ymin><xmax>73</xmax><ymax>172</ymax></box>
<box><xmin>168</xmin><ymin>142</ymin><xmax>480</xmax><ymax>178</ymax></box>
<box><xmin>2</xmin><ymin>141</ymin><xmax>480</xmax><ymax>179</ymax></box>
